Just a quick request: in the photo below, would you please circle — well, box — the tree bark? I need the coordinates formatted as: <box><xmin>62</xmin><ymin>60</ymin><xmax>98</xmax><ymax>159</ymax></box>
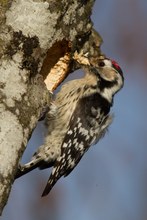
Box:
<box><xmin>0</xmin><ymin>0</ymin><xmax>102</xmax><ymax>214</ymax></box>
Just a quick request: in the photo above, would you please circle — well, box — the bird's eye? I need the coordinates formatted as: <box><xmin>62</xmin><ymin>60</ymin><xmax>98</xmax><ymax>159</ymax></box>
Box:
<box><xmin>99</xmin><ymin>61</ymin><xmax>105</xmax><ymax>67</ymax></box>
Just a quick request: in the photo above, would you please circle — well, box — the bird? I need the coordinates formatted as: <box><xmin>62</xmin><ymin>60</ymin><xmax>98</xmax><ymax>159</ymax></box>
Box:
<box><xmin>16</xmin><ymin>57</ymin><xmax>124</xmax><ymax>196</ymax></box>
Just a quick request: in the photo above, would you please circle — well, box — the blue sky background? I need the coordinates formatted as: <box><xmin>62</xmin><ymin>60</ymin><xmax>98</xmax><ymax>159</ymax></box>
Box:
<box><xmin>2</xmin><ymin>0</ymin><xmax>147</xmax><ymax>219</ymax></box>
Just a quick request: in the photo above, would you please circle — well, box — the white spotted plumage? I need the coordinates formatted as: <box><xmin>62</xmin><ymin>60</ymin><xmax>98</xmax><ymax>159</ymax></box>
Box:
<box><xmin>16</xmin><ymin>58</ymin><xmax>124</xmax><ymax>196</ymax></box>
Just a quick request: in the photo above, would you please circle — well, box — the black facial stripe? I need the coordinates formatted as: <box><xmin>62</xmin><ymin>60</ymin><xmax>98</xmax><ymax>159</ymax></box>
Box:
<box><xmin>99</xmin><ymin>78</ymin><xmax>117</xmax><ymax>91</ymax></box>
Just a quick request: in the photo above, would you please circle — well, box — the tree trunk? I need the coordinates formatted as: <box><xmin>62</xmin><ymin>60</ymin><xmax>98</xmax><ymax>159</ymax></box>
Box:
<box><xmin>0</xmin><ymin>0</ymin><xmax>102</xmax><ymax>215</ymax></box>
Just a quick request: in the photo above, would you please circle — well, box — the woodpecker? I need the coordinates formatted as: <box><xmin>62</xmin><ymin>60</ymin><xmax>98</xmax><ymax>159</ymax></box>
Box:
<box><xmin>16</xmin><ymin>58</ymin><xmax>124</xmax><ymax>196</ymax></box>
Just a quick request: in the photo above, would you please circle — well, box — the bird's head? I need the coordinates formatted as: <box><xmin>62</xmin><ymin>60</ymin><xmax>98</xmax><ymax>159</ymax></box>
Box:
<box><xmin>96</xmin><ymin>58</ymin><xmax>124</xmax><ymax>101</ymax></box>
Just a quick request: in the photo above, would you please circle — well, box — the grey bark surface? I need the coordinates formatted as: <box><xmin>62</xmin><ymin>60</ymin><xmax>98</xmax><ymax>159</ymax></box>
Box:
<box><xmin>0</xmin><ymin>0</ymin><xmax>102</xmax><ymax>215</ymax></box>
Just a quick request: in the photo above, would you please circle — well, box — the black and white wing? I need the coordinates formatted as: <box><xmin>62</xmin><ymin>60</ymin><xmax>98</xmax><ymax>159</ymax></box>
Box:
<box><xmin>42</xmin><ymin>93</ymin><xmax>111</xmax><ymax>196</ymax></box>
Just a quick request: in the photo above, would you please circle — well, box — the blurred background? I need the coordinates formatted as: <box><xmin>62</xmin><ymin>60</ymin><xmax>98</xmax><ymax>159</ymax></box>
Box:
<box><xmin>2</xmin><ymin>0</ymin><xmax>147</xmax><ymax>219</ymax></box>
